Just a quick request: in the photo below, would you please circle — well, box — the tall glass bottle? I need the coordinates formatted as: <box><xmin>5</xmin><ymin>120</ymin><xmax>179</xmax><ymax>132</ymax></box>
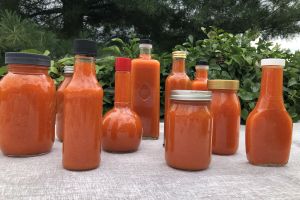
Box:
<box><xmin>102</xmin><ymin>57</ymin><xmax>142</xmax><ymax>152</ymax></box>
<box><xmin>192</xmin><ymin>60</ymin><xmax>209</xmax><ymax>90</ymax></box>
<box><xmin>56</xmin><ymin>66</ymin><xmax>73</xmax><ymax>142</ymax></box>
<box><xmin>63</xmin><ymin>39</ymin><xmax>103</xmax><ymax>171</ymax></box>
<box><xmin>164</xmin><ymin>51</ymin><xmax>192</xmax><ymax>145</ymax></box>
<box><xmin>131</xmin><ymin>39</ymin><xmax>160</xmax><ymax>139</ymax></box>
<box><xmin>246</xmin><ymin>58</ymin><xmax>292</xmax><ymax>166</ymax></box>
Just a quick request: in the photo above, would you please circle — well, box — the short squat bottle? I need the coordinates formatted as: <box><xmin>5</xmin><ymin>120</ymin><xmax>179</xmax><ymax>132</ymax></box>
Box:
<box><xmin>246</xmin><ymin>58</ymin><xmax>292</xmax><ymax>166</ymax></box>
<box><xmin>192</xmin><ymin>60</ymin><xmax>209</xmax><ymax>90</ymax></box>
<box><xmin>56</xmin><ymin>66</ymin><xmax>73</xmax><ymax>142</ymax></box>
<box><xmin>63</xmin><ymin>39</ymin><xmax>103</xmax><ymax>171</ymax></box>
<box><xmin>102</xmin><ymin>57</ymin><xmax>142</xmax><ymax>152</ymax></box>
<box><xmin>0</xmin><ymin>53</ymin><xmax>55</xmax><ymax>156</ymax></box>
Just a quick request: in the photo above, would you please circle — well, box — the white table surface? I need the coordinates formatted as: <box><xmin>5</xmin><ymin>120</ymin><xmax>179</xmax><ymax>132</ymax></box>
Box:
<box><xmin>0</xmin><ymin>123</ymin><xmax>300</xmax><ymax>200</ymax></box>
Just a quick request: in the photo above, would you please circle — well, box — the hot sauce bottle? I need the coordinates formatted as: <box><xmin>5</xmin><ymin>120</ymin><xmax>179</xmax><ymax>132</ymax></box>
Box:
<box><xmin>192</xmin><ymin>60</ymin><xmax>209</xmax><ymax>90</ymax></box>
<box><xmin>164</xmin><ymin>51</ymin><xmax>192</xmax><ymax>144</ymax></box>
<box><xmin>246</xmin><ymin>58</ymin><xmax>293</xmax><ymax>166</ymax></box>
<box><xmin>131</xmin><ymin>39</ymin><xmax>160</xmax><ymax>139</ymax></box>
<box><xmin>63</xmin><ymin>39</ymin><xmax>103</xmax><ymax>171</ymax></box>
<box><xmin>56</xmin><ymin>66</ymin><xmax>73</xmax><ymax>142</ymax></box>
<box><xmin>102</xmin><ymin>57</ymin><xmax>142</xmax><ymax>152</ymax></box>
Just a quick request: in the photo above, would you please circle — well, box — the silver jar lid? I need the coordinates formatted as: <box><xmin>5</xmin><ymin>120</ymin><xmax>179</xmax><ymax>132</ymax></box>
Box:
<box><xmin>170</xmin><ymin>90</ymin><xmax>212</xmax><ymax>101</ymax></box>
<box><xmin>64</xmin><ymin>65</ymin><xmax>74</xmax><ymax>74</ymax></box>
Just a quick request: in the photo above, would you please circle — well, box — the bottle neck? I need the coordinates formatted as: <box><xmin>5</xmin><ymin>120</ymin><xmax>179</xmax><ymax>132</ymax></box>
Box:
<box><xmin>139</xmin><ymin>47</ymin><xmax>152</xmax><ymax>59</ymax></box>
<box><xmin>195</xmin><ymin>67</ymin><xmax>208</xmax><ymax>80</ymax></box>
<box><xmin>256</xmin><ymin>66</ymin><xmax>284</xmax><ymax>109</ymax></box>
<box><xmin>114</xmin><ymin>71</ymin><xmax>131</xmax><ymax>107</ymax></box>
<box><xmin>8</xmin><ymin>64</ymin><xmax>49</xmax><ymax>75</ymax></box>
<box><xmin>172</xmin><ymin>58</ymin><xmax>186</xmax><ymax>73</ymax></box>
<box><xmin>260</xmin><ymin>66</ymin><xmax>283</xmax><ymax>97</ymax></box>
<box><xmin>73</xmin><ymin>55</ymin><xmax>96</xmax><ymax>78</ymax></box>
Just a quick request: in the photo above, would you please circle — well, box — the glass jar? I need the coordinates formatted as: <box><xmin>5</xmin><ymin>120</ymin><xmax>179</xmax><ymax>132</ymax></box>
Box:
<box><xmin>165</xmin><ymin>90</ymin><xmax>212</xmax><ymax>171</ymax></box>
<box><xmin>0</xmin><ymin>52</ymin><xmax>55</xmax><ymax>156</ymax></box>
<box><xmin>208</xmin><ymin>80</ymin><xmax>240</xmax><ymax>155</ymax></box>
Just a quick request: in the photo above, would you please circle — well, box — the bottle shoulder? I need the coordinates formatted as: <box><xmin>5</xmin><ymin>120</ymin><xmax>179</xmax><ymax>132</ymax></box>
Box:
<box><xmin>132</xmin><ymin>58</ymin><xmax>160</xmax><ymax>66</ymax></box>
<box><xmin>103</xmin><ymin>107</ymin><xmax>141</xmax><ymax>124</ymax></box>
<box><xmin>247</xmin><ymin>108</ymin><xmax>292</xmax><ymax>126</ymax></box>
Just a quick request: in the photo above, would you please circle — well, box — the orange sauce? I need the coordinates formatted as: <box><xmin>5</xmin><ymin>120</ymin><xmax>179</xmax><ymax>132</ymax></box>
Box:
<box><xmin>0</xmin><ymin>63</ymin><xmax>55</xmax><ymax>156</ymax></box>
<box><xmin>63</xmin><ymin>55</ymin><xmax>103</xmax><ymax>170</ymax></box>
<box><xmin>164</xmin><ymin>53</ymin><xmax>191</xmax><ymax>144</ymax></box>
<box><xmin>56</xmin><ymin>72</ymin><xmax>72</xmax><ymax>142</ymax></box>
<box><xmin>131</xmin><ymin>52</ymin><xmax>160</xmax><ymax>139</ymax></box>
<box><xmin>102</xmin><ymin>57</ymin><xmax>142</xmax><ymax>152</ymax></box>
<box><xmin>246</xmin><ymin>64</ymin><xmax>292</xmax><ymax>166</ymax></box>
<box><xmin>208</xmin><ymin>80</ymin><xmax>240</xmax><ymax>155</ymax></box>
<box><xmin>192</xmin><ymin>66</ymin><xmax>208</xmax><ymax>90</ymax></box>
<box><xmin>166</xmin><ymin>95</ymin><xmax>212</xmax><ymax>170</ymax></box>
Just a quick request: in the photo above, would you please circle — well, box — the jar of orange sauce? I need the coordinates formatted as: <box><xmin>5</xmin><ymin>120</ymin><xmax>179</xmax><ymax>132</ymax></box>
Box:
<box><xmin>208</xmin><ymin>80</ymin><xmax>240</xmax><ymax>155</ymax></box>
<box><xmin>0</xmin><ymin>52</ymin><xmax>55</xmax><ymax>156</ymax></box>
<box><xmin>165</xmin><ymin>90</ymin><xmax>212</xmax><ymax>171</ymax></box>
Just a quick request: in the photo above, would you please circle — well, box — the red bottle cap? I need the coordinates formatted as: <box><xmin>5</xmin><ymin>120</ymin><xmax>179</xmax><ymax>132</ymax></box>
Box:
<box><xmin>115</xmin><ymin>57</ymin><xmax>131</xmax><ymax>71</ymax></box>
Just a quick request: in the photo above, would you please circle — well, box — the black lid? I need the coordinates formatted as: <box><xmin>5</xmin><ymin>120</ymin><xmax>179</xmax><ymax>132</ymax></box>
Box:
<box><xmin>196</xmin><ymin>60</ymin><xmax>208</xmax><ymax>65</ymax></box>
<box><xmin>139</xmin><ymin>39</ymin><xmax>152</xmax><ymax>44</ymax></box>
<box><xmin>5</xmin><ymin>52</ymin><xmax>51</xmax><ymax>67</ymax></box>
<box><xmin>73</xmin><ymin>39</ymin><xmax>97</xmax><ymax>56</ymax></box>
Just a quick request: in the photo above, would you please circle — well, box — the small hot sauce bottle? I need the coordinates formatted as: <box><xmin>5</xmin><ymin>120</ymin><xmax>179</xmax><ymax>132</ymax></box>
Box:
<box><xmin>102</xmin><ymin>57</ymin><xmax>142</xmax><ymax>152</ymax></box>
<box><xmin>192</xmin><ymin>60</ymin><xmax>209</xmax><ymax>90</ymax></box>
<box><xmin>56</xmin><ymin>66</ymin><xmax>73</xmax><ymax>142</ymax></box>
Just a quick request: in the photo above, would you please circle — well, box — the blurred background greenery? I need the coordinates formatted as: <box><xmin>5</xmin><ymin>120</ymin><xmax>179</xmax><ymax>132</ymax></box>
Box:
<box><xmin>0</xmin><ymin>0</ymin><xmax>300</xmax><ymax>123</ymax></box>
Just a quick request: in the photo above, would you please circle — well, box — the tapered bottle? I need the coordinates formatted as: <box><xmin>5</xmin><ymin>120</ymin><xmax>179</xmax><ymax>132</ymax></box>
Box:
<box><xmin>102</xmin><ymin>57</ymin><xmax>142</xmax><ymax>152</ymax></box>
<box><xmin>246</xmin><ymin>58</ymin><xmax>292</xmax><ymax>166</ymax></box>
<box><xmin>131</xmin><ymin>39</ymin><xmax>160</xmax><ymax>139</ymax></box>
<box><xmin>56</xmin><ymin>66</ymin><xmax>73</xmax><ymax>142</ymax></box>
<box><xmin>63</xmin><ymin>39</ymin><xmax>103</xmax><ymax>171</ymax></box>
<box><xmin>164</xmin><ymin>51</ymin><xmax>192</xmax><ymax>145</ymax></box>
<box><xmin>192</xmin><ymin>60</ymin><xmax>208</xmax><ymax>90</ymax></box>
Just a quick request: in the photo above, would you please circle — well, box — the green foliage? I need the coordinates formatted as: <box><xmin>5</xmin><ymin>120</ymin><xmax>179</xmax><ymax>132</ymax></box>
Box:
<box><xmin>175</xmin><ymin>27</ymin><xmax>300</xmax><ymax>122</ymax></box>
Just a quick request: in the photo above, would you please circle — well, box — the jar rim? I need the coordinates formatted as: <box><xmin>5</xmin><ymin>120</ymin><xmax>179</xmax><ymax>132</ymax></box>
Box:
<box><xmin>170</xmin><ymin>90</ymin><xmax>212</xmax><ymax>101</ymax></box>
<box><xmin>207</xmin><ymin>80</ymin><xmax>239</xmax><ymax>90</ymax></box>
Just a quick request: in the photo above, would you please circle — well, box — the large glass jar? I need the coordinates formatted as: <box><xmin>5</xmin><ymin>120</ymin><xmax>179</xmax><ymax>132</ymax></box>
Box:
<box><xmin>165</xmin><ymin>90</ymin><xmax>212</xmax><ymax>171</ymax></box>
<box><xmin>0</xmin><ymin>52</ymin><xmax>55</xmax><ymax>156</ymax></box>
